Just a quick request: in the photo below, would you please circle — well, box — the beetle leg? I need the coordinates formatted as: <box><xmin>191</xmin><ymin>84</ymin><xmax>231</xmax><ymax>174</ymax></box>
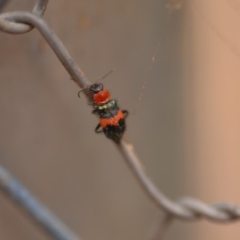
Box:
<box><xmin>95</xmin><ymin>123</ymin><xmax>103</xmax><ymax>133</ymax></box>
<box><xmin>92</xmin><ymin>109</ymin><xmax>98</xmax><ymax>114</ymax></box>
<box><xmin>122</xmin><ymin>110</ymin><xmax>129</xmax><ymax>119</ymax></box>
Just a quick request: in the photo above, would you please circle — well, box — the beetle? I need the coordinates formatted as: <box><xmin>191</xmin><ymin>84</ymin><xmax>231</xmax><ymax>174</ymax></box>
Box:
<box><xmin>90</xmin><ymin>83</ymin><xmax>128</xmax><ymax>143</ymax></box>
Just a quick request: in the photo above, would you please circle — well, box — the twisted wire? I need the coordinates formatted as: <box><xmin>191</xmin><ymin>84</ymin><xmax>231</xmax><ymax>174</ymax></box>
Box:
<box><xmin>0</xmin><ymin>0</ymin><xmax>48</xmax><ymax>33</ymax></box>
<box><xmin>1</xmin><ymin>11</ymin><xmax>90</xmax><ymax>90</ymax></box>
<box><xmin>119</xmin><ymin>141</ymin><xmax>240</xmax><ymax>222</ymax></box>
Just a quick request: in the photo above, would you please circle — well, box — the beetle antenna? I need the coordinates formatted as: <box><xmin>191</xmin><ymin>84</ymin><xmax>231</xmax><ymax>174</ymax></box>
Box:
<box><xmin>95</xmin><ymin>69</ymin><xmax>115</xmax><ymax>83</ymax></box>
<box><xmin>77</xmin><ymin>88</ymin><xmax>87</xmax><ymax>98</ymax></box>
<box><xmin>78</xmin><ymin>69</ymin><xmax>115</xmax><ymax>98</ymax></box>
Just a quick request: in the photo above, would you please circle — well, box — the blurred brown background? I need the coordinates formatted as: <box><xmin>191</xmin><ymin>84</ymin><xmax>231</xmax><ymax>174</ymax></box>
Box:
<box><xmin>0</xmin><ymin>0</ymin><xmax>239</xmax><ymax>240</ymax></box>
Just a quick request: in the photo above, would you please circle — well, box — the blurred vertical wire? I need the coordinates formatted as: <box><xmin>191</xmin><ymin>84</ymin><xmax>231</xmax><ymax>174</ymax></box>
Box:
<box><xmin>0</xmin><ymin>0</ymin><xmax>7</xmax><ymax>12</ymax></box>
<box><xmin>0</xmin><ymin>165</ymin><xmax>81</xmax><ymax>240</ymax></box>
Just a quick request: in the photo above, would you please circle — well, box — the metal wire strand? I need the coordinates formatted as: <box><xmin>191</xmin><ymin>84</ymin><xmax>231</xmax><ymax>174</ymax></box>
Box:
<box><xmin>1</xmin><ymin>9</ymin><xmax>240</xmax><ymax>239</ymax></box>
<box><xmin>0</xmin><ymin>0</ymin><xmax>48</xmax><ymax>34</ymax></box>
<box><xmin>0</xmin><ymin>164</ymin><xmax>81</xmax><ymax>240</ymax></box>
<box><xmin>0</xmin><ymin>11</ymin><xmax>91</xmax><ymax>93</ymax></box>
<box><xmin>118</xmin><ymin>140</ymin><xmax>240</xmax><ymax>222</ymax></box>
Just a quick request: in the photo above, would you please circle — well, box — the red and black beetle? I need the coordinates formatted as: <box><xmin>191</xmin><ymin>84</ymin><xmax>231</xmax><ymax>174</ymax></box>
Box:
<box><xmin>90</xmin><ymin>83</ymin><xmax>128</xmax><ymax>143</ymax></box>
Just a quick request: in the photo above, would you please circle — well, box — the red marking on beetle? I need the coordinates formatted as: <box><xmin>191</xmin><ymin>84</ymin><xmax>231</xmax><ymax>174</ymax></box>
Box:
<box><xmin>93</xmin><ymin>89</ymin><xmax>110</xmax><ymax>105</ymax></box>
<box><xmin>100</xmin><ymin>109</ymin><xmax>124</xmax><ymax>128</ymax></box>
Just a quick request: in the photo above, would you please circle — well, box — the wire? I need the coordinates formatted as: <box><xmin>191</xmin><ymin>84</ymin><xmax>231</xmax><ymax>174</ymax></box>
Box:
<box><xmin>0</xmin><ymin>8</ymin><xmax>240</xmax><ymax>240</ymax></box>
<box><xmin>0</xmin><ymin>164</ymin><xmax>81</xmax><ymax>240</ymax></box>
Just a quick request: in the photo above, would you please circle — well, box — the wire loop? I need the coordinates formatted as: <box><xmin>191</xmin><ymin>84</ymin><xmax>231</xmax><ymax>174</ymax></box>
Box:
<box><xmin>0</xmin><ymin>0</ymin><xmax>48</xmax><ymax>34</ymax></box>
